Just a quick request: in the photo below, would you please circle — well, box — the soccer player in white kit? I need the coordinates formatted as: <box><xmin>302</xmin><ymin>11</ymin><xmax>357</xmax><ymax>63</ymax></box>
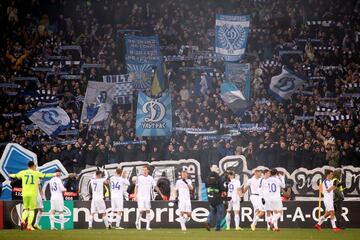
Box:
<box><xmin>109</xmin><ymin>168</ymin><xmax>130</xmax><ymax>229</ymax></box>
<box><xmin>259</xmin><ymin>169</ymin><xmax>272</xmax><ymax>230</ymax></box>
<box><xmin>32</xmin><ymin>180</ymin><xmax>44</xmax><ymax>230</ymax></box>
<box><xmin>315</xmin><ymin>169</ymin><xmax>340</xmax><ymax>232</ymax></box>
<box><xmin>243</xmin><ymin>169</ymin><xmax>265</xmax><ymax>231</ymax></box>
<box><xmin>89</xmin><ymin>170</ymin><xmax>110</xmax><ymax>229</ymax></box>
<box><xmin>49</xmin><ymin>169</ymin><xmax>66</xmax><ymax>230</ymax></box>
<box><xmin>225</xmin><ymin>171</ymin><xmax>243</xmax><ymax>230</ymax></box>
<box><xmin>134</xmin><ymin>165</ymin><xmax>164</xmax><ymax>230</ymax></box>
<box><xmin>263</xmin><ymin>169</ymin><xmax>285</xmax><ymax>231</ymax></box>
<box><xmin>174</xmin><ymin>169</ymin><xmax>193</xmax><ymax>231</ymax></box>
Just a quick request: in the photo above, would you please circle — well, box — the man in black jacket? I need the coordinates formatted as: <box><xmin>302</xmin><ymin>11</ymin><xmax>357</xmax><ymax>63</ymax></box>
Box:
<box><xmin>205</xmin><ymin>165</ymin><xmax>226</xmax><ymax>231</ymax></box>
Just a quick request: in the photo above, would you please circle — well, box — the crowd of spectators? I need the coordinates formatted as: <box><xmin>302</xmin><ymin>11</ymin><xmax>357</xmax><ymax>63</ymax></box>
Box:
<box><xmin>0</xmin><ymin>0</ymin><xmax>360</xmax><ymax>177</ymax></box>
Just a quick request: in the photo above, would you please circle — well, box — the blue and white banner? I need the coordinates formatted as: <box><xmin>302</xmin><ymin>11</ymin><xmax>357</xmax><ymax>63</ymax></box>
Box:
<box><xmin>127</xmin><ymin>63</ymin><xmax>152</xmax><ymax>90</ymax></box>
<box><xmin>81</xmin><ymin>81</ymin><xmax>116</xmax><ymax>124</ymax></box>
<box><xmin>215</xmin><ymin>14</ymin><xmax>250</xmax><ymax>61</ymax></box>
<box><xmin>269</xmin><ymin>67</ymin><xmax>307</xmax><ymax>102</ymax></box>
<box><xmin>103</xmin><ymin>75</ymin><xmax>133</xmax><ymax>104</ymax></box>
<box><xmin>27</xmin><ymin>106</ymin><xmax>70</xmax><ymax>136</ymax></box>
<box><xmin>220</xmin><ymin>82</ymin><xmax>250</xmax><ymax>114</ymax></box>
<box><xmin>113</xmin><ymin>140</ymin><xmax>146</xmax><ymax>146</ymax></box>
<box><xmin>136</xmin><ymin>91</ymin><xmax>172</xmax><ymax>137</ymax></box>
<box><xmin>125</xmin><ymin>35</ymin><xmax>161</xmax><ymax>64</ymax></box>
<box><xmin>225</xmin><ymin>63</ymin><xmax>251</xmax><ymax>99</ymax></box>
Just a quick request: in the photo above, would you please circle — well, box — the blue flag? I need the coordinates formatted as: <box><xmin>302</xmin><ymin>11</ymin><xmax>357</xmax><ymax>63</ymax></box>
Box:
<box><xmin>136</xmin><ymin>91</ymin><xmax>172</xmax><ymax>136</ymax></box>
<box><xmin>269</xmin><ymin>67</ymin><xmax>306</xmax><ymax>102</ymax></box>
<box><xmin>225</xmin><ymin>63</ymin><xmax>251</xmax><ymax>99</ymax></box>
<box><xmin>215</xmin><ymin>14</ymin><xmax>250</xmax><ymax>61</ymax></box>
<box><xmin>220</xmin><ymin>82</ymin><xmax>250</xmax><ymax>114</ymax></box>
<box><xmin>27</xmin><ymin>106</ymin><xmax>70</xmax><ymax>136</ymax></box>
<box><xmin>103</xmin><ymin>74</ymin><xmax>133</xmax><ymax>104</ymax></box>
<box><xmin>125</xmin><ymin>35</ymin><xmax>161</xmax><ymax>64</ymax></box>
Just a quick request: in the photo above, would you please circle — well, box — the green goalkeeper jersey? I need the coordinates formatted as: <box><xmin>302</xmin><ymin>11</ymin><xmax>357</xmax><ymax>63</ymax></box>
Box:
<box><xmin>10</xmin><ymin>169</ymin><xmax>55</xmax><ymax>197</ymax></box>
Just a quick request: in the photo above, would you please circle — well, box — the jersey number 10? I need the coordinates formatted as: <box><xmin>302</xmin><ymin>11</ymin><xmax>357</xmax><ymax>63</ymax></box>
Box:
<box><xmin>268</xmin><ymin>183</ymin><xmax>277</xmax><ymax>193</ymax></box>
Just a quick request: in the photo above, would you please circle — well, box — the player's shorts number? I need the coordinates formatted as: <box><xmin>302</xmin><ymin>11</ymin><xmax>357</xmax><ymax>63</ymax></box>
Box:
<box><xmin>51</xmin><ymin>182</ymin><xmax>57</xmax><ymax>191</ymax></box>
<box><xmin>228</xmin><ymin>183</ymin><xmax>234</xmax><ymax>193</ymax></box>
<box><xmin>268</xmin><ymin>183</ymin><xmax>276</xmax><ymax>192</ymax></box>
<box><xmin>25</xmin><ymin>175</ymin><xmax>34</xmax><ymax>184</ymax></box>
<box><xmin>111</xmin><ymin>181</ymin><xmax>120</xmax><ymax>190</ymax></box>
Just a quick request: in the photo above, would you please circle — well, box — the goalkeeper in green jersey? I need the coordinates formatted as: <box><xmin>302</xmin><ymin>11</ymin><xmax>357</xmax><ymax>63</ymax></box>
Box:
<box><xmin>9</xmin><ymin>161</ymin><xmax>59</xmax><ymax>231</ymax></box>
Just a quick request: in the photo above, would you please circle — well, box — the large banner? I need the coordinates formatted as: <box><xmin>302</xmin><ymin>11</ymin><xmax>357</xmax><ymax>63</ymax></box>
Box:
<box><xmin>225</xmin><ymin>63</ymin><xmax>251</xmax><ymax>99</ymax></box>
<box><xmin>215</xmin><ymin>14</ymin><xmax>250</xmax><ymax>61</ymax></box>
<box><xmin>3</xmin><ymin>200</ymin><xmax>360</xmax><ymax>228</ymax></box>
<box><xmin>80</xmin><ymin>81</ymin><xmax>116</xmax><ymax>124</ymax></box>
<box><xmin>77</xmin><ymin>159</ymin><xmax>201</xmax><ymax>201</ymax></box>
<box><xmin>135</xmin><ymin>91</ymin><xmax>172</xmax><ymax>137</ymax></box>
<box><xmin>125</xmin><ymin>35</ymin><xmax>161</xmax><ymax>64</ymax></box>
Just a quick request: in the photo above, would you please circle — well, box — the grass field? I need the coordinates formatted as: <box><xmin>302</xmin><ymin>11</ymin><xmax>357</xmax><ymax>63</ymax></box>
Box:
<box><xmin>0</xmin><ymin>228</ymin><xmax>359</xmax><ymax>240</ymax></box>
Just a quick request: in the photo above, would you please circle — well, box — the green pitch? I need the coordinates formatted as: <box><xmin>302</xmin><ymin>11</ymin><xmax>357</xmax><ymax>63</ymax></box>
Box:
<box><xmin>0</xmin><ymin>228</ymin><xmax>359</xmax><ymax>240</ymax></box>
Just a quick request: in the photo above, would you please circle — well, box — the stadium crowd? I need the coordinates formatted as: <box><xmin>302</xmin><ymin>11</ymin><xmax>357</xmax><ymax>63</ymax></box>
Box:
<box><xmin>0</xmin><ymin>0</ymin><xmax>360</xmax><ymax>178</ymax></box>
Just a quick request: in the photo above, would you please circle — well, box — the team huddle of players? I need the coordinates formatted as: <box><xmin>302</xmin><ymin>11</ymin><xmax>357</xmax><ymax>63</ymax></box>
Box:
<box><xmin>226</xmin><ymin>169</ymin><xmax>285</xmax><ymax>232</ymax></box>
<box><xmin>10</xmin><ymin>161</ymin><xmax>341</xmax><ymax>231</ymax></box>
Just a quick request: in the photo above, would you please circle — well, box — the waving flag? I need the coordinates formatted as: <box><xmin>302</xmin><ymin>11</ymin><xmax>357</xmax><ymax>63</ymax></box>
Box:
<box><xmin>269</xmin><ymin>67</ymin><xmax>306</xmax><ymax>102</ymax></box>
<box><xmin>136</xmin><ymin>91</ymin><xmax>172</xmax><ymax>136</ymax></box>
<box><xmin>81</xmin><ymin>81</ymin><xmax>116</xmax><ymax>124</ymax></box>
<box><xmin>215</xmin><ymin>14</ymin><xmax>250</xmax><ymax>61</ymax></box>
<box><xmin>220</xmin><ymin>82</ymin><xmax>249</xmax><ymax>114</ymax></box>
<box><xmin>225</xmin><ymin>62</ymin><xmax>251</xmax><ymax>99</ymax></box>
<box><xmin>27</xmin><ymin>106</ymin><xmax>70</xmax><ymax>136</ymax></box>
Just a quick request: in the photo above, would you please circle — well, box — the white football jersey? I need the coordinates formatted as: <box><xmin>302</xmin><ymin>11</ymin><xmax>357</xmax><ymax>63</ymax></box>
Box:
<box><xmin>322</xmin><ymin>179</ymin><xmax>334</xmax><ymax>201</ymax></box>
<box><xmin>110</xmin><ymin>176</ymin><xmax>130</xmax><ymax>199</ymax></box>
<box><xmin>263</xmin><ymin>176</ymin><xmax>285</xmax><ymax>199</ymax></box>
<box><xmin>175</xmin><ymin>179</ymin><xmax>192</xmax><ymax>201</ymax></box>
<box><xmin>247</xmin><ymin>176</ymin><xmax>261</xmax><ymax>195</ymax></box>
<box><xmin>49</xmin><ymin>177</ymin><xmax>66</xmax><ymax>200</ymax></box>
<box><xmin>136</xmin><ymin>175</ymin><xmax>156</xmax><ymax>201</ymax></box>
<box><xmin>227</xmin><ymin>179</ymin><xmax>241</xmax><ymax>201</ymax></box>
<box><xmin>91</xmin><ymin>178</ymin><xmax>107</xmax><ymax>200</ymax></box>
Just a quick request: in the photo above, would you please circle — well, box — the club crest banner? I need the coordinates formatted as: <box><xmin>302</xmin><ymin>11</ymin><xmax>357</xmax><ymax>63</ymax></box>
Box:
<box><xmin>136</xmin><ymin>91</ymin><xmax>172</xmax><ymax>136</ymax></box>
<box><xmin>225</xmin><ymin>63</ymin><xmax>251</xmax><ymax>99</ymax></box>
<box><xmin>215</xmin><ymin>14</ymin><xmax>250</xmax><ymax>61</ymax></box>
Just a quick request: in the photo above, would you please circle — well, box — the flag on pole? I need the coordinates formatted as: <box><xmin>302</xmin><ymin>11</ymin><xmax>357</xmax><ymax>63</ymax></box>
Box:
<box><xmin>27</xmin><ymin>106</ymin><xmax>70</xmax><ymax>136</ymax></box>
<box><xmin>269</xmin><ymin>67</ymin><xmax>307</xmax><ymax>102</ymax></box>
<box><xmin>220</xmin><ymin>82</ymin><xmax>250</xmax><ymax>114</ymax></box>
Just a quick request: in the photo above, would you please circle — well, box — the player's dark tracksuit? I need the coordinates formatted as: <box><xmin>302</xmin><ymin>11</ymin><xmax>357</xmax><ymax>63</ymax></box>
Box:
<box><xmin>333</xmin><ymin>177</ymin><xmax>344</xmax><ymax>229</ymax></box>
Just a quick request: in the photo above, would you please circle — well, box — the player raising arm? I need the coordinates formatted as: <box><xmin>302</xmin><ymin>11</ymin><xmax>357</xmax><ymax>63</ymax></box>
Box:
<box><xmin>315</xmin><ymin>169</ymin><xmax>340</xmax><ymax>232</ymax></box>
<box><xmin>174</xmin><ymin>169</ymin><xmax>193</xmax><ymax>231</ymax></box>
<box><xmin>9</xmin><ymin>161</ymin><xmax>57</xmax><ymax>231</ymax></box>
<box><xmin>134</xmin><ymin>165</ymin><xmax>164</xmax><ymax>230</ymax></box>
<box><xmin>109</xmin><ymin>168</ymin><xmax>130</xmax><ymax>229</ymax></box>
<box><xmin>89</xmin><ymin>169</ymin><xmax>110</xmax><ymax>229</ymax></box>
